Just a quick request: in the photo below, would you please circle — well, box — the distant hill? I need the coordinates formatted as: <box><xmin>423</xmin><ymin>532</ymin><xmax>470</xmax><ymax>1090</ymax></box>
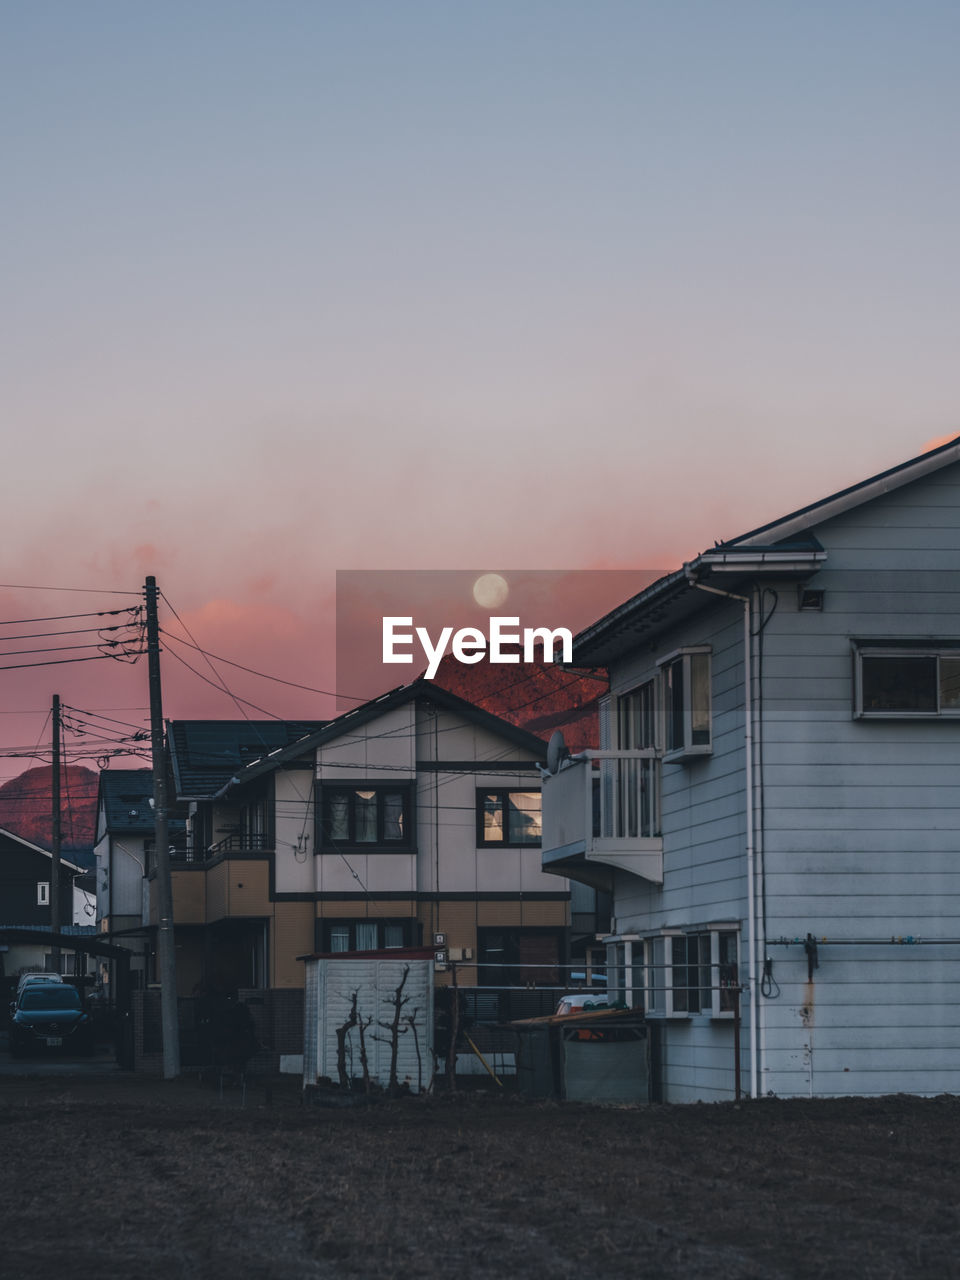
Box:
<box><xmin>0</xmin><ymin>765</ymin><xmax>98</xmax><ymax>861</ymax></box>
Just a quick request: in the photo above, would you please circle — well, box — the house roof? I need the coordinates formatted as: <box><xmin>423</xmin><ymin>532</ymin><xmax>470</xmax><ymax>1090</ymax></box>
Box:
<box><xmin>573</xmin><ymin>436</ymin><xmax>960</xmax><ymax>666</ymax></box>
<box><xmin>168</xmin><ymin>719</ymin><xmax>328</xmax><ymax>798</ymax></box>
<box><xmin>96</xmin><ymin>768</ymin><xmax>188</xmax><ymax>837</ymax></box>
<box><xmin>0</xmin><ymin>825</ymin><xmax>85</xmax><ymax>875</ymax></box>
<box><xmin>215</xmin><ymin>680</ymin><xmax>549</xmax><ymax>795</ymax></box>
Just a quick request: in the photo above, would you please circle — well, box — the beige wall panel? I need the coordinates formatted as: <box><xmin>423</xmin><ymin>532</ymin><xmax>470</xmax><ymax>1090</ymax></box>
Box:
<box><xmin>219</xmin><ymin>859</ymin><xmax>270</xmax><ymax>916</ymax></box>
<box><xmin>172</xmin><ymin>870</ymin><xmax>205</xmax><ymax>924</ymax></box>
<box><xmin>317</xmin><ymin>899</ymin><xmax>416</xmax><ymax>920</ymax></box>
<box><xmin>316</xmin><ymin>852</ymin><xmax>416</xmax><ymax>894</ymax></box>
<box><xmin>274</xmin><ymin>771</ymin><xmax>315</xmax><ymax>893</ymax></box>
<box><xmin>475</xmin><ymin>849</ymin><xmax>522</xmax><ymax>894</ymax></box>
<box><xmin>205</xmin><ymin>861</ymin><xmax>228</xmax><ymax>922</ymax></box>
<box><xmin>477</xmin><ymin>899</ymin><xmax>522</xmax><ymax>928</ymax></box>
<box><xmin>517</xmin><ymin>899</ymin><xmax>569</xmax><ymax>928</ymax></box>
<box><xmin>272</xmin><ymin>901</ymin><xmax>315</xmax><ymax>988</ymax></box>
<box><xmin>433</xmin><ymin>898</ymin><xmax>482</xmax><ymax>943</ymax></box>
<box><xmin>317</xmin><ymin>703</ymin><xmax>416</xmax><ymax>779</ymax></box>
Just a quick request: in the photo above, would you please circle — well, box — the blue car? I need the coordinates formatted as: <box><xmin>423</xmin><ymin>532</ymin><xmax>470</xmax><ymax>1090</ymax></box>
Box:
<box><xmin>9</xmin><ymin>982</ymin><xmax>94</xmax><ymax>1057</ymax></box>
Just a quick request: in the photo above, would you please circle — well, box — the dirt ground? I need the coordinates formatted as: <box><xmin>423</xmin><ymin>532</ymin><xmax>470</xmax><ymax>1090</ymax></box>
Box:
<box><xmin>1</xmin><ymin>1072</ymin><xmax>958</xmax><ymax>1280</ymax></box>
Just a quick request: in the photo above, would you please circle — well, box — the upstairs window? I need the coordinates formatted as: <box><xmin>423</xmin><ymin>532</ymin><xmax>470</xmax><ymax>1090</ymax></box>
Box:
<box><xmin>659</xmin><ymin>648</ymin><xmax>712</xmax><ymax>758</ymax></box>
<box><xmin>318</xmin><ymin>785</ymin><xmax>412</xmax><ymax>849</ymax></box>
<box><xmin>856</xmin><ymin>647</ymin><xmax>960</xmax><ymax>717</ymax></box>
<box><xmin>477</xmin><ymin>790</ymin><xmax>542</xmax><ymax>846</ymax></box>
<box><xmin>37</xmin><ymin>881</ymin><xmax>50</xmax><ymax>906</ymax></box>
<box><xmin>321</xmin><ymin>918</ymin><xmax>416</xmax><ymax>952</ymax></box>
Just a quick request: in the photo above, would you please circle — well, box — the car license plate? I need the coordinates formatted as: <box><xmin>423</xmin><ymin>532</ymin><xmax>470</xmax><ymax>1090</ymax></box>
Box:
<box><xmin>45</xmin><ymin>1036</ymin><xmax>63</xmax><ymax>1047</ymax></box>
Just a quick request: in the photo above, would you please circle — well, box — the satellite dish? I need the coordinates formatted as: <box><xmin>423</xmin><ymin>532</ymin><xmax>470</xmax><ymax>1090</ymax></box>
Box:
<box><xmin>546</xmin><ymin>730</ymin><xmax>567</xmax><ymax>776</ymax></box>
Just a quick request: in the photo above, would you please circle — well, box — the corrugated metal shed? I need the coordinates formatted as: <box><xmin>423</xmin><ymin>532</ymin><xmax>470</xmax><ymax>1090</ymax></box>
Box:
<box><xmin>301</xmin><ymin>948</ymin><xmax>435</xmax><ymax>1094</ymax></box>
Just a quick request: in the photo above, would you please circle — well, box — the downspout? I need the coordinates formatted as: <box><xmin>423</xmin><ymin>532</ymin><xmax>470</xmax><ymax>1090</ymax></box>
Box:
<box><xmin>684</xmin><ymin>566</ymin><xmax>758</xmax><ymax>1100</ymax></box>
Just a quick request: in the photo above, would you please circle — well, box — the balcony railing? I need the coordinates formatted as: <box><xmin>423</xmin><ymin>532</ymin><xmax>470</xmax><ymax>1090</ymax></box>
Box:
<box><xmin>207</xmin><ymin>833</ymin><xmax>274</xmax><ymax>856</ymax></box>
<box><xmin>541</xmin><ymin>750</ymin><xmax>663</xmax><ymax>887</ymax></box>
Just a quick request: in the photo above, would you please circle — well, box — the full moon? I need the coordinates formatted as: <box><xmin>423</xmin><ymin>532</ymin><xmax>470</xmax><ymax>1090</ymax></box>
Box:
<box><xmin>472</xmin><ymin>573</ymin><xmax>510</xmax><ymax>609</ymax></box>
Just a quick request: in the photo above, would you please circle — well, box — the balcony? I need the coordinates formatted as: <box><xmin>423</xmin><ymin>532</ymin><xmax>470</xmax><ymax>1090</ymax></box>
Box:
<box><xmin>207</xmin><ymin>832</ymin><xmax>275</xmax><ymax>856</ymax></box>
<box><xmin>541</xmin><ymin>751</ymin><xmax>662</xmax><ymax>889</ymax></box>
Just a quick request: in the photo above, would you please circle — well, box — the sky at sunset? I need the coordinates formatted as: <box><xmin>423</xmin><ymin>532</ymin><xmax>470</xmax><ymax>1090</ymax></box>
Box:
<box><xmin>2</xmin><ymin>2</ymin><xmax>959</xmax><ymax>781</ymax></box>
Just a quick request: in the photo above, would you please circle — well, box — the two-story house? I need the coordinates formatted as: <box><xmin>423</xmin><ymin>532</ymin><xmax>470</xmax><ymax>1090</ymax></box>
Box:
<box><xmin>160</xmin><ymin>684</ymin><xmax>571</xmax><ymax>1006</ymax></box>
<box><xmin>94</xmin><ymin>769</ymin><xmax>190</xmax><ymax>994</ymax></box>
<box><xmin>542</xmin><ymin>437</ymin><xmax>960</xmax><ymax>1101</ymax></box>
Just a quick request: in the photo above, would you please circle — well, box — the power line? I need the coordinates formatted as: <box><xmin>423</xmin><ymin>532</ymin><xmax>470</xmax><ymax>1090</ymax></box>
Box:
<box><xmin>0</xmin><ymin>624</ymin><xmax>142</xmax><ymax>645</ymax></box>
<box><xmin>162</xmin><ymin>645</ymin><xmax>284</xmax><ymax>719</ymax></box>
<box><xmin>0</xmin><ymin>653</ymin><xmax>138</xmax><ymax>673</ymax></box>
<box><xmin>0</xmin><ymin>583</ymin><xmax>141</xmax><ymax>595</ymax></box>
<box><xmin>158</xmin><ymin>628</ymin><xmax>357</xmax><ymax>701</ymax></box>
<box><xmin>159</xmin><ymin>593</ymin><xmax>278</xmax><ymax>740</ymax></box>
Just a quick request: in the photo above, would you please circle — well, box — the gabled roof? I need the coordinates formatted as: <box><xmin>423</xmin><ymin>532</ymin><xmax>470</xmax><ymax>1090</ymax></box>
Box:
<box><xmin>168</xmin><ymin>719</ymin><xmax>328</xmax><ymax>799</ymax></box>
<box><xmin>573</xmin><ymin>436</ymin><xmax>960</xmax><ymax>665</ymax></box>
<box><xmin>215</xmin><ymin>680</ymin><xmax>549</xmax><ymax>795</ymax></box>
<box><xmin>724</xmin><ymin>434</ymin><xmax>960</xmax><ymax>548</ymax></box>
<box><xmin>0</xmin><ymin>825</ymin><xmax>85</xmax><ymax>875</ymax></box>
<box><xmin>96</xmin><ymin>768</ymin><xmax>185</xmax><ymax>837</ymax></box>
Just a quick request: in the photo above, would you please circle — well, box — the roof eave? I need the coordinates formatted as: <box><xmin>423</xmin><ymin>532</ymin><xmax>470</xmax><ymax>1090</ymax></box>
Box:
<box><xmin>731</xmin><ymin>437</ymin><xmax>960</xmax><ymax>547</ymax></box>
<box><xmin>572</xmin><ymin>548</ymin><xmax>827</xmax><ymax>666</ymax></box>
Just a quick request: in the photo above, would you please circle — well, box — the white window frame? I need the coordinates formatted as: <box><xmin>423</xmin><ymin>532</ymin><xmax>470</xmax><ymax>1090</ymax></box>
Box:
<box><xmin>657</xmin><ymin>646</ymin><xmax>713</xmax><ymax>760</ymax></box>
<box><xmin>37</xmin><ymin>881</ymin><xmax>50</xmax><ymax>907</ymax></box>
<box><xmin>650</xmin><ymin>925</ymin><xmax>740</xmax><ymax>1019</ymax></box>
<box><xmin>854</xmin><ymin>645</ymin><xmax>960</xmax><ymax>718</ymax></box>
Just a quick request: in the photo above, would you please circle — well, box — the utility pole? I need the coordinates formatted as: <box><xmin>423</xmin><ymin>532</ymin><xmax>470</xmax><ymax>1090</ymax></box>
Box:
<box><xmin>50</xmin><ymin>694</ymin><xmax>61</xmax><ymax>971</ymax></box>
<box><xmin>145</xmin><ymin>576</ymin><xmax>180</xmax><ymax>1078</ymax></box>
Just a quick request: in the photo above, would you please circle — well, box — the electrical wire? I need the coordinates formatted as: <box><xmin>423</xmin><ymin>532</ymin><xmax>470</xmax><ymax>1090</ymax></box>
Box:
<box><xmin>162</xmin><ymin>645</ymin><xmax>285</xmax><ymax>719</ymax></box>
<box><xmin>0</xmin><ymin>653</ymin><xmax>138</xmax><ymax>673</ymax></box>
<box><xmin>158</xmin><ymin>593</ymin><xmax>278</xmax><ymax>741</ymax></box>
<box><xmin>0</xmin><ymin>620</ymin><xmax>142</xmax><ymax>642</ymax></box>
<box><xmin>159</xmin><ymin>628</ymin><xmax>362</xmax><ymax>701</ymax></box>
<box><xmin>0</xmin><ymin>583</ymin><xmax>141</xmax><ymax>595</ymax></box>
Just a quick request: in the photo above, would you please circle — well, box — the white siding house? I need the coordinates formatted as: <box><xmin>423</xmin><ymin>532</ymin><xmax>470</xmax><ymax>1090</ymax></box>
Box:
<box><xmin>542</xmin><ymin>437</ymin><xmax>960</xmax><ymax>1101</ymax></box>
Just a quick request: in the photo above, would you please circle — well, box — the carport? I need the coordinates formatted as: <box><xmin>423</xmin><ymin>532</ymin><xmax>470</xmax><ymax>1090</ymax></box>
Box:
<box><xmin>1</xmin><ymin>929</ymin><xmax>134</xmax><ymax>1068</ymax></box>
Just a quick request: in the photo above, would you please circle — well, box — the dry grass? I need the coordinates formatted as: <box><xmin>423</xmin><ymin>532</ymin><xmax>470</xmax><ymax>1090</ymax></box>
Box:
<box><xmin>2</xmin><ymin>1074</ymin><xmax>959</xmax><ymax>1278</ymax></box>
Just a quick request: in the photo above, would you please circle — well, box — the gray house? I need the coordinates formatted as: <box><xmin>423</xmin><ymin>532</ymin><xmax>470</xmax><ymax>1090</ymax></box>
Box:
<box><xmin>542</xmin><ymin>437</ymin><xmax>960</xmax><ymax>1101</ymax></box>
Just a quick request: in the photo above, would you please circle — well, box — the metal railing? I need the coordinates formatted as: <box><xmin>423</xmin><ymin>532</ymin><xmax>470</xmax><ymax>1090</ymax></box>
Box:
<box><xmin>207</xmin><ymin>833</ymin><xmax>275</xmax><ymax>855</ymax></box>
<box><xmin>592</xmin><ymin>751</ymin><xmax>660</xmax><ymax>840</ymax></box>
<box><xmin>542</xmin><ymin>749</ymin><xmax>661</xmax><ymax>857</ymax></box>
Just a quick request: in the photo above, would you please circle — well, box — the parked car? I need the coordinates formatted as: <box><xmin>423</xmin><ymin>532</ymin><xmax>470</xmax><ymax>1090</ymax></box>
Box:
<box><xmin>554</xmin><ymin>992</ymin><xmax>612</xmax><ymax>1017</ymax></box>
<box><xmin>9</xmin><ymin>982</ymin><xmax>94</xmax><ymax>1057</ymax></box>
<box><xmin>16</xmin><ymin>972</ymin><xmax>64</xmax><ymax>996</ymax></box>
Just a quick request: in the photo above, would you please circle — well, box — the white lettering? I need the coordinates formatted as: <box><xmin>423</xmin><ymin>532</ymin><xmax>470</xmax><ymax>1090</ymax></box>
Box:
<box><xmin>382</xmin><ymin>616</ymin><xmax>575</xmax><ymax>678</ymax></box>
<box><xmin>489</xmin><ymin>616</ymin><xmax>521</xmax><ymax>663</ymax></box>
<box><xmin>417</xmin><ymin>625</ymin><xmax>453</xmax><ymax>680</ymax></box>
<box><xmin>523</xmin><ymin>626</ymin><xmax>573</xmax><ymax>663</ymax></box>
<box><xmin>452</xmin><ymin>628</ymin><xmax>486</xmax><ymax>664</ymax></box>
<box><xmin>383</xmin><ymin>617</ymin><xmax>414</xmax><ymax>664</ymax></box>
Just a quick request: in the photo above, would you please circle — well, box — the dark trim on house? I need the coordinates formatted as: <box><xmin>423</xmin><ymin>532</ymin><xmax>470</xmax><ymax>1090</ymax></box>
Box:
<box><xmin>416</xmin><ymin>759</ymin><xmax>542</xmax><ymax>773</ymax></box>
<box><xmin>300</xmin><ymin>890</ymin><xmax>570</xmax><ymax>903</ymax></box>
